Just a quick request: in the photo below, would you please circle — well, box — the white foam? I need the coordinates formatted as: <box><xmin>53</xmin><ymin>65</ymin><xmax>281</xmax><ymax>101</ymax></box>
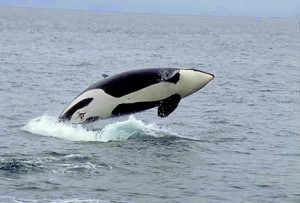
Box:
<box><xmin>23</xmin><ymin>115</ymin><xmax>97</xmax><ymax>141</ymax></box>
<box><xmin>23</xmin><ymin>115</ymin><xmax>175</xmax><ymax>142</ymax></box>
<box><xmin>96</xmin><ymin>115</ymin><xmax>170</xmax><ymax>142</ymax></box>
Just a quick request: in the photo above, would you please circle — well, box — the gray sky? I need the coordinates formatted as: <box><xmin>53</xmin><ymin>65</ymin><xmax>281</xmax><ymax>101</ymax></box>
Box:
<box><xmin>0</xmin><ymin>0</ymin><xmax>299</xmax><ymax>17</ymax></box>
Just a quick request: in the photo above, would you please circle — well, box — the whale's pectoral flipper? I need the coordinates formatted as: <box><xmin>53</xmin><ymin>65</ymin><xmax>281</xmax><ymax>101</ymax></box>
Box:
<box><xmin>158</xmin><ymin>94</ymin><xmax>181</xmax><ymax>118</ymax></box>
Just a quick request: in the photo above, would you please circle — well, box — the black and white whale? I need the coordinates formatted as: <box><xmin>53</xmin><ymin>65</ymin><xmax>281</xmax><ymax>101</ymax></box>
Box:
<box><xmin>59</xmin><ymin>68</ymin><xmax>214</xmax><ymax>123</ymax></box>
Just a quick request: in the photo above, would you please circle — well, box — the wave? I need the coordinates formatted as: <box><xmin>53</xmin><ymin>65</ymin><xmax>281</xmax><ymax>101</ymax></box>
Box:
<box><xmin>0</xmin><ymin>153</ymin><xmax>111</xmax><ymax>175</ymax></box>
<box><xmin>0</xmin><ymin>196</ymin><xmax>106</xmax><ymax>203</ymax></box>
<box><xmin>22</xmin><ymin>115</ymin><xmax>177</xmax><ymax>142</ymax></box>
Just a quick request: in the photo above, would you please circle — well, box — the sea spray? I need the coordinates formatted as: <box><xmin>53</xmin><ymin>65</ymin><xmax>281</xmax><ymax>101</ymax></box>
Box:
<box><xmin>23</xmin><ymin>115</ymin><xmax>176</xmax><ymax>142</ymax></box>
<box><xmin>23</xmin><ymin>115</ymin><xmax>97</xmax><ymax>141</ymax></box>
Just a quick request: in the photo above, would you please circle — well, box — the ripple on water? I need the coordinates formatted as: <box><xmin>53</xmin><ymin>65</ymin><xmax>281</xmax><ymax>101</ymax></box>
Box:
<box><xmin>0</xmin><ymin>153</ymin><xmax>112</xmax><ymax>176</ymax></box>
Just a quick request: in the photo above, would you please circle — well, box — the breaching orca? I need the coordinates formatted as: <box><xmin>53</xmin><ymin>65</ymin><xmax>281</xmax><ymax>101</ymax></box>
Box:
<box><xmin>59</xmin><ymin>68</ymin><xmax>214</xmax><ymax>123</ymax></box>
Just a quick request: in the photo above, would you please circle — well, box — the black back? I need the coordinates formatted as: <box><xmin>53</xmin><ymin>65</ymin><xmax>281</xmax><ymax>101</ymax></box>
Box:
<box><xmin>84</xmin><ymin>68</ymin><xmax>180</xmax><ymax>98</ymax></box>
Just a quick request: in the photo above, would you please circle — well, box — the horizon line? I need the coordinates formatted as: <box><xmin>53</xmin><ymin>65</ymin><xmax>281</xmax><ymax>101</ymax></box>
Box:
<box><xmin>0</xmin><ymin>5</ymin><xmax>299</xmax><ymax>18</ymax></box>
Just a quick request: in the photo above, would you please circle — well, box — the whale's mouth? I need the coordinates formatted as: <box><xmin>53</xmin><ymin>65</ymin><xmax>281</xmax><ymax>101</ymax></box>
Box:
<box><xmin>185</xmin><ymin>68</ymin><xmax>215</xmax><ymax>79</ymax></box>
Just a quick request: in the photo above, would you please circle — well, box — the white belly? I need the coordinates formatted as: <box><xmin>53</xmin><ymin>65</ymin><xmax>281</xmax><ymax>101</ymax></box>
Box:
<box><xmin>83</xmin><ymin>82</ymin><xmax>178</xmax><ymax>119</ymax></box>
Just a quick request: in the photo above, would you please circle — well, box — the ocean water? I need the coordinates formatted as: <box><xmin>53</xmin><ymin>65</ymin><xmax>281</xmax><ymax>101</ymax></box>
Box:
<box><xmin>0</xmin><ymin>7</ymin><xmax>299</xmax><ymax>202</ymax></box>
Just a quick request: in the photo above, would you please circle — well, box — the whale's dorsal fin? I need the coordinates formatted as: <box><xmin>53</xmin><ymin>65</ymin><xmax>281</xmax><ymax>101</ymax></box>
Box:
<box><xmin>158</xmin><ymin>94</ymin><xmax>181</xmax><ymax>118</ymax></box>
<box><xmin>101</xmin><ymin>74</ymin><xmax>109</xmax><ymax>78</ymax></box>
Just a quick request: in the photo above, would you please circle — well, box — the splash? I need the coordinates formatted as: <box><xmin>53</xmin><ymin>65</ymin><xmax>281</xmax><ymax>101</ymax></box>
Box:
<box><xmin>23</xmin><ymin>115</ymin><xmax>176</xmax><ymax>142</ymax></box>
<box><xmin>23</xmin><ymin>115</ymin><xmax>97</xmax><ymax>141</ymax></box>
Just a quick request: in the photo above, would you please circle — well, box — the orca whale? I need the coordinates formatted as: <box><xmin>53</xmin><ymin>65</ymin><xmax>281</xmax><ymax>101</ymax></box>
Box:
<box><xmin>59</xmin><ymin>68</ymin><xmax>214</xmax><ymax>123</ymax></box>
